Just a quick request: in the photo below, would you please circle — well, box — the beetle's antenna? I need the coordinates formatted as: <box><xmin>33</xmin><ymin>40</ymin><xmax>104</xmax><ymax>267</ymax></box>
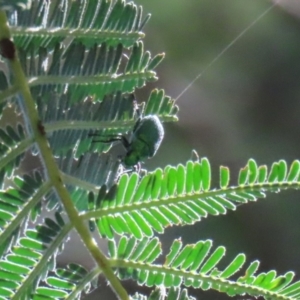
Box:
<box><xmin>175</xmin><ymin>0</ymin><xmax>280</xmax><ymax>101</ymax></box>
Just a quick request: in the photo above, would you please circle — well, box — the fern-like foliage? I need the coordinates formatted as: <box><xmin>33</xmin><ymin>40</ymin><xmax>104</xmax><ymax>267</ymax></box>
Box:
<box><xmin>83</xmin><ymin>158</ymin><xmax>300</xmax><ymax>240</ymax></box>
<box><xmin>109</xmin><ymin>236</ymin><xmax>300</xmax><ymax>299</ymax></box>
<box><xmin>0</xmin><ymin>0</ymin><xmax>298</xmax><ymax>299</ymax></box>
<box><xmin>9</xmin><ymin>0</ymin><xmax>149</xmax><ymax>49</ymax></box>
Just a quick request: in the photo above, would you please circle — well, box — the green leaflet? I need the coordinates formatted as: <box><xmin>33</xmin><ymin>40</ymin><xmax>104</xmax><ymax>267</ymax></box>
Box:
<box><xmin>0</xmin><ymin>0</ymin><xmax>299</xmax><ymax>299</ymax></box>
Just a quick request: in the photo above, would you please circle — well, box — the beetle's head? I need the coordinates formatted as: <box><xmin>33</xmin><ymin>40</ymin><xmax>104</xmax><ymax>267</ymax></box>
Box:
<box><xmin>123</xmin><ymin>150</ymin><xmax>140</xmax><ymax>167</ymax></box>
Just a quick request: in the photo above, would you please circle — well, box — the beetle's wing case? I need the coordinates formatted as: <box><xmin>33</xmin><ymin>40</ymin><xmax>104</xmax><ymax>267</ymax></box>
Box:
<box><xmin>136</xmin><ymin>115</ymin><xmax>164</xmax><ymax>157</ymax></box>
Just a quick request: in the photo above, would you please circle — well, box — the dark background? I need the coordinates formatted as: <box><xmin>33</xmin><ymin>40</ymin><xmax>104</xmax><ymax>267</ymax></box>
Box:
<box><xmin>55</xmin><ymin>0</ymin><xmax>300</xmax><ymax>298</ymax></box>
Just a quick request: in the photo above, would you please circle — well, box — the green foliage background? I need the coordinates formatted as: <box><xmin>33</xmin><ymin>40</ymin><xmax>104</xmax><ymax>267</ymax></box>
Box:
<box><xmin>122</xmin><ymin>1</ymin><xmax>300</xmax><ymax>299</ymax></box>
<box><xmin>81</xmin><ymin>0</ymin><xmax>300</xmax><ymax>298</ymax></box>
<box><xmin>1</xmin><ymin>0</ymin><xmax>300</xmax><ymax>299</ymax></box>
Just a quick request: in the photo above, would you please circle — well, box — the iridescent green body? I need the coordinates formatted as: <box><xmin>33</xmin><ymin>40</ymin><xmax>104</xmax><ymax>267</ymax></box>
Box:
<box><xmin>123</xmin><ymin>115</ymin><xmax>164</xmax><ymax>167</ymax></box>
<box><xmin>90</xmin><ymin>114</ymin><xmax>164</xmax><ymax>169</ymax></box>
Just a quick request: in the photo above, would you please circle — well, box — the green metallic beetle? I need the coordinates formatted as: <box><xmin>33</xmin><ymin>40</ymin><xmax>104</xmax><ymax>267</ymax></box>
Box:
<box><xmin>90</xmin><ymin>114</ymin><xmax>164</xmax><ymax>169</ymax></box>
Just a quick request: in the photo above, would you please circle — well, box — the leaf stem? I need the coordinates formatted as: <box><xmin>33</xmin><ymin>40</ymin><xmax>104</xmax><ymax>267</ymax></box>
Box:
<box><xmin>0</xmin><ymin>10</ymin><xmax>129</xmax><ymax>300</ymax></box>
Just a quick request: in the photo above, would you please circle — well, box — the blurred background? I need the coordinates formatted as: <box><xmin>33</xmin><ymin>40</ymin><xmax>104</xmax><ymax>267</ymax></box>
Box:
<box><xmin>58</xmin><ymin>0</ymin><xmax>300</xmax><ymax>298</ymax></box>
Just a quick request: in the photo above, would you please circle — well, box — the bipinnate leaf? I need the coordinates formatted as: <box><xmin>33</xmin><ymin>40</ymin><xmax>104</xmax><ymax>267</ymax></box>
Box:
<box><xmin>108</xmin><ymin>238</ymin><xmax>300</xmax><ymax>299</ymax></box>
<box><xmin>83</xmin><ymin>158</ymin><xmax>300</xmax><ymax>240</ymax></box>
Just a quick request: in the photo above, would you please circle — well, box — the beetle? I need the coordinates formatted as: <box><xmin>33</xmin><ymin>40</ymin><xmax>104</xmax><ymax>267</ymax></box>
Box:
<box><xmin>89</xmin><ymin>114</ymin><xmax>164</xmax><ymax>170</ymax></box>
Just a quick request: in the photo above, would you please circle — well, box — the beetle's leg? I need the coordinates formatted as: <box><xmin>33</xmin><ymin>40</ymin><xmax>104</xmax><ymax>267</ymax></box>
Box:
<box><xmin>139</xmin><ymin>167</ymin><xmax>148</xmax><ymax>177</ymax></box>
<box><xmin>90</xmin><ymin>137</ymin><xmax>123</xmax><ymax>143</ymax></box>
<box><xmin>118</xmin><ymin>135</ymin><xmax>130</xmax><ymax>150</ymax></box>
<box><xmin>131</xmin><ymin>102</ymin><xmax>146</xmax><ymax>132</ymax></box>
<box><xmin>132</xmin><ymin>97</ymin><xmax>145</xmax><ymax>119</ymax></box>
<box><xmin>90</xmin><ymin>134</ymin><xmax>131</xmax><ymax>150</ymax></box>
<box><xmin>88</xmin><ymin>133</ymin><xmax>120</xmax><ymax>138</ymax></box>
<box><xmin>190</xmin><ymin>149</ymin><xmax>200</xmax><ymax>161</ymax></box>
<box><xmin>133</xmin><ymin>99</ymin><xmax>140</xmax><ymax>117</ymax></box>
<box><xmin>132</xmin><ymin>117</ymin><xmax>141</xmax><ymax>133</ymax></box>
<box><xmin>124</xmin><ymin>93</ymin><xmax>140</xmax><ymax>119</ymax></box>
<box><xmin>135</xmin><ymin>162</ymin><xmax>141</xmax><ymax>173</ymax></box>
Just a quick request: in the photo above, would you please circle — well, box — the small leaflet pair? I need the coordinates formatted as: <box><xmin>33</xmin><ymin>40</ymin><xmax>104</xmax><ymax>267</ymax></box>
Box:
<box><xmin>90</xmin><ymin>97</ymin><xmax>164</xmax><ymax>170</ymax></box>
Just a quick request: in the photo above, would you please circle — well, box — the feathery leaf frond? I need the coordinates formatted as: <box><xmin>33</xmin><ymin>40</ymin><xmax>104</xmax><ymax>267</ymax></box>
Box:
<box><xmin>22</xmin><ymin>41</ymin><xmax>162</xmax><ymax>102</ymax></box>
<box><xmin>0</xmin><ymin>124</ymin><xmax>29</xmax><ymax>182</ymax></box>
<box><xmin>31</xmin><ymin>263</ymin><xmax>96</xmax><ymax>300</ymax></box>
<box><xmin>0</xmin><ymin>0</ymin><xmax>297</xmax><ymax>299</ymax></box>
<box><xmin>9</xmin><ymin>0</ymin><xmax>149</xmax><ymax>50</ymax></box>
<box><xmin>131</xmin><ymin>287</ymin><xmax>196</xmax><ymax>300</ymax></box>
<box><xmin>0</xmin><ymin>213</ymin><xmax>70</xmax><ymax>299</ymax></box>
<box><xmin>36</xmin><ymin>89</ymin><xmax>177</xmax><ymax>157</ymax></box>
<box><xmin>38</xmin><ymin>91</ymin><xmax>136</xmax><ymax>157</ymax></box>
<box><xmin>0</xmin><ymin>0</ymin><xmax>31</xmax><ymax>11</ymax></box>
<box><xmin>83</xmin><ymin>158</ymin><xmax>300</xmax><ymax>239</ymax></box>
<box><xmin>45</xmin><ymin>151</ymin><xmax>120</xmax><ymax>211</ymax></box>
<box><xmin>0</xmin><ymin>172</ymin><xmax>49</xmax><ymax>256</ymax></box>
<box><xmin>109</xmin><ymin>238</ymin><xmax>299</xmax><ymax>300</ymax></box>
